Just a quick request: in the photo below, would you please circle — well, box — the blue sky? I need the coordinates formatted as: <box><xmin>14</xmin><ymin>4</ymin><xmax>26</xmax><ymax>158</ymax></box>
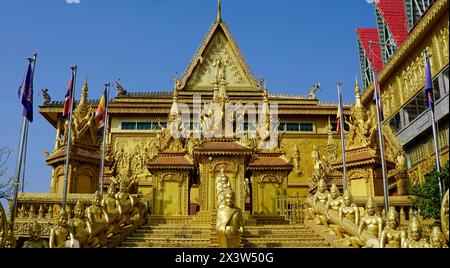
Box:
<box><xmin>0</xmin><ymin>0</ymin><xmax>377</xmax><ymax>199</ymax></box>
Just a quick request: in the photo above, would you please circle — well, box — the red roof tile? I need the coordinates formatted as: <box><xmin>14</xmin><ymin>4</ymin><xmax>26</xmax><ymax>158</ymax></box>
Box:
<box><xmin>376</xmin><ymin>0</ymin><xmax>408</xmax><ymax>46</ymax></box>
<box><xmin>357</xmin><ymin>28</ymin><xmax>383</xmax><ymax>73</ymax></box>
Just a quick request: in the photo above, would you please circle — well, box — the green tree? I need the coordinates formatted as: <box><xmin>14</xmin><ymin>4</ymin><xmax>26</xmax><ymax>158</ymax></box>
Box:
<box><xmin>410</xmin><ymin>161</ymin><xmax>449</xmax><ymax>224</ymax></box>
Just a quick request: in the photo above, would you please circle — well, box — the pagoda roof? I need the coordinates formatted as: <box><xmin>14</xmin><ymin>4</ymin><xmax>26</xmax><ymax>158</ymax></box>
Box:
<box><xmin>46</xmin><ymin>145</ymin><xmax>101</xmax><ymax>166</ymax></box>
<box><xmin>248</xmin><ymin>155</ymin><xmax>292</xmax><ymax>171</ymax></box>
<box><xmin>194</xmin><ymin>139</ymin><xmax>252</xmax><ymax>155</ymax></box>
<box><xmin>147</xmin><ymin>153</ymin><xmax>194</xmax><ymax>170</ymax></box>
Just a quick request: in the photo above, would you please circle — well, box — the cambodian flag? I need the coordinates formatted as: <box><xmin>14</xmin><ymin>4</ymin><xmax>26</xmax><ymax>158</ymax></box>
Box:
<box><xmin>63</xmin><ymin>74</ymin><xmax>74</xmax><ymax>118</ymax></box>
<box><xmin>373</xmin><ymin>71</ymin><xmax>383</xmax><ymax>121</ymax></box>
<box><xmin>95</xmin><ymin>87</ymin><xmax>108</xmax><ymax>128</ymax></box>
<box><xmin>424</xmin><ymin>53</ymin><xmax>435</xmax><ymax>112</ymax></box>
<box><xmin>18</xmin><ymin>63</ymin><xmax>33</xmax><ymax>122</ymax></box>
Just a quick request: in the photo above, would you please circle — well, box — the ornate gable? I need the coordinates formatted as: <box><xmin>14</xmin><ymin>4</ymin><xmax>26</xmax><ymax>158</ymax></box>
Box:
<box><xmin>179</xmin><ymin>21</ymin><xmax>258</xmax><ymax>92</ymax></box>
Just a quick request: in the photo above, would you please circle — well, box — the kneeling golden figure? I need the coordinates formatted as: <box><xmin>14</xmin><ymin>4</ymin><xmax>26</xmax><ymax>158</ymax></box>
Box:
<box><xmin>216</xmin><ymin>190</ymin><xmax>243</xmax><ymax>248</ymax></box>
<box><xmin>22</xmin><ymin>221</ymin><xmax>49</xmax><ymax>248</ymax></box>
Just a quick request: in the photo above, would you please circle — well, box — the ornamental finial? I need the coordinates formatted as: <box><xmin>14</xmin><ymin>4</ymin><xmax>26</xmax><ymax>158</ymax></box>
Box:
<box><xmin>217</xmin><ymin>0</ymin><xmax>222</xmax><ymax>22</ymax></box>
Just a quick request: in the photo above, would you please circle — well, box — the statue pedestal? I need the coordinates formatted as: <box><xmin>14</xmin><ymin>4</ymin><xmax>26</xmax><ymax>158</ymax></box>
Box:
<box><xmin>332</xmin><ymin>147</ymin><xmax>394</xmax><ymax>197</ymax></box>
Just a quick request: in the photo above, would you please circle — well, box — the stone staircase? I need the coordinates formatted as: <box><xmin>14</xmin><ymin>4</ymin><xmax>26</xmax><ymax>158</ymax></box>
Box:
<box><xmin>118</xmin><ymin>218</ymin><xmax>332</xmax><ymax>248</ymax></box>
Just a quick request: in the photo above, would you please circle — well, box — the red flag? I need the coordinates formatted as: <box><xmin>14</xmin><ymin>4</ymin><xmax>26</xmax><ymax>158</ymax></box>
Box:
<box><xmin>63</xmin><ymin>74</ymin><xmax>74</xmax><ymax>118</ymax></box>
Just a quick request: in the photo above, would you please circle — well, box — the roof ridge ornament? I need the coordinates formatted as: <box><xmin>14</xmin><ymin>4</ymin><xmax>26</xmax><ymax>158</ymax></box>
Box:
<box><xmin>217</xmin><ymin>0</ymin><xmax>222</xmax><ymax>23</ymax></box>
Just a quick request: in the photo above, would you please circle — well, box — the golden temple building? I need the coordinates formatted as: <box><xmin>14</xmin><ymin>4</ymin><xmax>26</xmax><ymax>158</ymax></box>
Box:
<box><xmin>1</xmin><ymin>0</ymin><xmax>448</xmax><ymax>249</ymax></box>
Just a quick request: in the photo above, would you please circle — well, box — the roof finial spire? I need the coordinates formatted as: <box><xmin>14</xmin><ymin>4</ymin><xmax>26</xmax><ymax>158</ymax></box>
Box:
<box><xmin>217</xmin><ymin>0</ymin><xmax>222</xmax><ymax>22</ymax></box>
<box><xmin>355</xmin><ymin>74</ymin><xmax>361</xmax><ymax>107</ymax></box>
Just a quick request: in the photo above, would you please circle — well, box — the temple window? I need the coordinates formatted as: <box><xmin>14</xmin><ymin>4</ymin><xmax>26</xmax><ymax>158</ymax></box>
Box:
<box><xmin>121</xmin><ymin>121</ymin><xmax>167</xmax><ymax>131</ymax></box>
<box><xmin>278</xmin><ymin>122</ymin><xmax>315</xmax><ymax>133</ymax></box>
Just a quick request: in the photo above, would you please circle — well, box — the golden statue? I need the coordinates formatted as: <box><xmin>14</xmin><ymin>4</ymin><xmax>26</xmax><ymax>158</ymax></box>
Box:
<box><xmin>22</xmin><ymin>221</ymin><xmax>49</xmax><ymax>248</ymax></box>
<box><xmin>334</xmin><ymin>190</ymin><xmax>359</xmax><ymax>239</ymax></box>
<box><xmin>49</xmin><ymin>209</ymin><xmax>72</xmax><ymax>248</ymax></box>
<box><xmin>403</xmin><ymin>216</ymin><xmax>431</xmax><ymax>248</ymax></box>
<box><xmin>216</xmin><ymin>189</ymin><xmax>243</xmax><ymax>248</ymax></box>
<box><xmin>101</xmin><ymin>183</ymin><xmax>121</xmax><ymax>238</ymax></box>
<box><xmin>350</xmin><ymin>197</ymin><xmax>383</xmax><ymax>248</ymax></box>
<box><xmin>68</xmin><ymin>201</ymin><xmax>99</xmax><ymax>248</ymax></box>
<box><xmin>4</xmin><ymin>230</ymin><xmax>17</xmax><ymax>248</ymax></box>
<box><xmin>379</xmin><ymin>207</ymin><xmax>406</xmax><ymax>248</ymax></box>
<box><xmin>307</xmin><ymin>179</ymin><xmax>329</xmax><ymax>221</ymax></box>
<box><xmin>212</xmin><ymin>56</ymin><xmax>227</xmax><ymax>84</ymax></box>
<box><xmin>86</xmin><ymin>191</ymin><xmax>107</xmax><ymax>247</ymax></box>
<box><xmin>430</xmin><ymin>226</ymin><xmax>448</xmax><ymax>248</ymax></box>
<box><xmin>115</xmin><ymin>179</ymin><xmax>138</xmax><ymax>227</ymax></box>
<box><xmin>442</xmin><ymin>190</ymin><xmax>449</xmax><ymax>242</ymax></box>
<box><xmin>216</xmin><ymin>169</ymin><xmax>232</xmax><ymax>209</ymax></box>
<box><xmin>322</xmin><ymin>184</ymin><xmax>342</xmax><ymax>229</ymax></box>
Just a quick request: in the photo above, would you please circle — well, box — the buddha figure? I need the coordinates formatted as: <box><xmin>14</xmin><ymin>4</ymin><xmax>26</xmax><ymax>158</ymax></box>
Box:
<box><xmin>49</xmin><ymin>209</ymin><xmax>72</xmax><ymax>248</ymax></box>
<box><xmin>86</xmin><ymin>191</ymin><xmax>107</xmax><ymax>247</ymax></box>
<box><xmin>307</xmin><ymin>179</ymin><xmax>329</xmax><ymax>221</ymax></box>
<box><xmin>403</xmin><ymin>216</ymin><xmax>431</xmax><ymax>248</ymax></box>
<box><xmin>22</xmin><ymin>221</ymin><xmax>49</xmax><ymax>248</ymax></box>
<box><xmin>334</xmin><ymin>190</ymin><xmax>359</xmax><ymax>239</ymax></box>
<box><xmin>350</xmin><ymin>197</ymin><xmax>383</xmax><ymax>248</ymax></box>
<box><xmin>101</xmin><ymin>183</ymin><xmax>121</xmax><ymax>238</ymax></box>
<box><xmin>430</xmin><ymin>226</ymin><xmax>448</xmax><ymax>248</ymax></box>
<box><xmin>324</xmin><ymin>184</ymin><xmax>342</xmax><ymax>228</ymax></box>
<box><xmin>379</xmin><ymin>207</ymin><xmax>406</xmax><ymax>248</ymax></box>
<box><xmin>216</xmin><ymin>190</ymin><xmax>243</xmax><ymax>248</ymax></box>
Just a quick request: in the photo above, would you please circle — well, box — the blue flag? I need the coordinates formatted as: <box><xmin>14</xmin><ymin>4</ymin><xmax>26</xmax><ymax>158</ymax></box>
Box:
<box><xmin>424</xmin><ymin>53</ymin><xmax>434</xmax><ymax>112</ymax></box>
<box><xmin>18</xmin><ymin>63</ymin><xmax>33</xmax><ymax>122</ymax></box>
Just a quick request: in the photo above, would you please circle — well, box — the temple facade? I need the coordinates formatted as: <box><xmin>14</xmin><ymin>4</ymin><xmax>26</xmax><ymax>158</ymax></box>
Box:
<box><xmin>37</xmin><ymin>4</ymin><xmax>353</xmax><ymax>218</ymax></box>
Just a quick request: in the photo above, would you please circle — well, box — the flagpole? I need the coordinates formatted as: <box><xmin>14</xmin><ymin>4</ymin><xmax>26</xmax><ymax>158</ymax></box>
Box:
<box><xmin>337</xmin><ymin>81</ymin><xmax>348</xmax><ymax>191</ymax></box>
<box><xmin>8</xmin><ymin>53</ymin><xmax>37</xmax><ymax>236</ymax></box>
<box><xmin>19</xmin><ymin>53</ymin><xmax>38</xmax><ymax>193</ymax></box>
<box><xmin>372</xmin><ymin>69</ymin><xmax>390</xmax><ymax>213</ymax></box>
<box><xmin>99</xmin><ymin>82</ymin><xmax>110</xmax><ymax>195</ymax></box>
<box><xmin>424</xmin><ymin>51</ymin><xmax>443</xmax><ymax>198</ymax></box>
<box><xmin>62</xmin><ymin>65</ymin><xmax>77</xmax><ymax>209</ymax></box>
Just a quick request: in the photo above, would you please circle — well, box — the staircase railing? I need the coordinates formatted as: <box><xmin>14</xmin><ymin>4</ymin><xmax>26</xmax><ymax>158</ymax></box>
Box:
<box><xmin>276</xmin><ymin>196</ymin><xmax>303</xmax><ymax>224</ymax></box>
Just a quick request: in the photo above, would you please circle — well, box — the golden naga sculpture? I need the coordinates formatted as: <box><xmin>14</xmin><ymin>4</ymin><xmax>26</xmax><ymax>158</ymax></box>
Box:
<box><xmin>216</xmin><ymin>169</ymin><xmax>232</xmax><ymax>209</ymax></box>
<box><xmin>430</xmin><ymin>226</ymin><xmax>448</xmax><ymax>248</ymax></box>
<box><xmin>350</xmin><ymin>197</ymin><xmax>383</xmax><ymax>248</ymax></box>
<box><xmin>442</xmin><ymin>190</ymin><xmax>449</xmax><ymax>242</ymax></box>
<box><xmin>403</xmin><ymin>216</ymin><xmax>431</xmax><ymax>248</ymax></box>
<box><xmin>22</xmin><ymin>221</ymin><xmax>49</xmax><ymax>248</ymax></box>
<box><xmin>86</xmin><ymin>191</ymin><xmax>107</xmax><ymax>247</ymax></box>
<box><xmin>49</xmin><ymin>209</ymin><xmax>73</xmax><ymax>248</ymax></box>
<box><xmin>216</xmin><ymin>189</ymin><xmax>243</xmax><ymax>248</ymax></box>
<box><xmin>334</xmin><ymin>190</ymin><xmax>359</xmax><ymax>240</ymax></box>
<box><xmin>379</xmin><ymin>207</ymin><xmax>406</xmax><ymax>248</ymax></box>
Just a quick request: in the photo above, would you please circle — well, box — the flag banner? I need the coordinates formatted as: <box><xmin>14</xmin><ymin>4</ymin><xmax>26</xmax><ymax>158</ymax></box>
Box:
<box><xmin>424</xmin><ymin>53</ymin><xmax>435</xmax><ymax>112</ymax></box>
<box><xmin>373</xmin><ymin>72</ymin><xmax>383</xmax><ymax>121</ymax></box>
<box><xmin>95</xmin><ymin>88</ymin><xmax>108</xmax><ymax>128</ymax></box>
<box><xmin>18</xmin><ymin>63</ymin><xmax>33</xmax><ymax>122</ymax></box>
<box><xmin>63</xmin><ymin>74</ymin><xmax>74</xmax><ymax>118</ymax></box>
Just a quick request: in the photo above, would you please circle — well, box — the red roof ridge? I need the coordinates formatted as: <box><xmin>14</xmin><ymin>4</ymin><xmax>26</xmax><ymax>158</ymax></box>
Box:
<box><xmin>356</xmin><ymin>28</ymin><xmax>383</xmax><ymax>73</ymax></box>
<box><xmin>376</xmin><ymin>0</ymin><xmax>408</xmax><ymax>46</ymax></box>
